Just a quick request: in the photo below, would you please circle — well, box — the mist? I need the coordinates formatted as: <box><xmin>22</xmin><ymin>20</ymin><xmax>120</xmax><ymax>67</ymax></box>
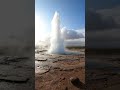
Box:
<box><xmin>48</xmin><ymin>12</ymin><xmax>65</xmax><ymax>54</ymax></box>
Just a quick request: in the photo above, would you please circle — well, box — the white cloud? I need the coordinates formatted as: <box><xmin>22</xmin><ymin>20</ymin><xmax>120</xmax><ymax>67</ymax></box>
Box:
<box><xmin>61</xmin><ymin>27</ymin><xmax>85</xmax><ymax>39</ymax></box>
<box><xmin>35</xmin><ymin>27</ymin><xmax>85</xmax><ymax>47</ymax></box>
<box><xmin>65</xmin><ymin>38</ymin><xmax>85</xmax><ymax>47</ymax></box>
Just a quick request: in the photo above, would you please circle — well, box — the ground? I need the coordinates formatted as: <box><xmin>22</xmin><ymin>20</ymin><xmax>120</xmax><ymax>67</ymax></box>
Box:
<box><xmin>0</xmin><ymin>55</ymin><xmax>34</xmax><ymax>90</ymax></box>
<box><xmin>86</xmin><ymin>49</ymin><xmax>120</xmax><ymax>90</ymax></box>
<box><xmin>35</xmin><ymin>48</ymin><xmax>120</xmax><ymax>90</ymax></box>
<box><xmin>35</xmin><ymin>48</ymin><xmax>85</xmax><ymax>90</ymax></box>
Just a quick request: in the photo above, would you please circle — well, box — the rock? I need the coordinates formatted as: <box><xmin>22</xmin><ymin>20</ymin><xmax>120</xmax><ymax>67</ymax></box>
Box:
<box><xmin>70</xmin><ymin>77</ymin><xmax>85</xmax><ymax>89</ymax></box>
<box><xmin>65</xmin><ymin>87</ymin><xmax>68</xmax><ymax>90</ymax></box>
<box><xmin>62</xmin><ymin>77</ymin><xmax>65</xmax><ymax>80</ymax></box>
<box><xmin>70</xmin><ymin>77</ymin><xmax>79</xmax><ymax>85</ymax></box>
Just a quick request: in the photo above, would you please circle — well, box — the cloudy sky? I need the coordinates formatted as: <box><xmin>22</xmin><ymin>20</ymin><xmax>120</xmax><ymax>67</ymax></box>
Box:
<box><xmin>87</xmin><ymin>0</ymin><xmax>120</xmax><ymax>10</ymax></box>
<box><xmin>86</xmin><ymin>0</ymin><xmax>120</xmax><ymax>48</ymax></box>
<box><xmin>0</xmin><ymin>0</ymin><xmax>34</xmax><ymax>46</ymax></box>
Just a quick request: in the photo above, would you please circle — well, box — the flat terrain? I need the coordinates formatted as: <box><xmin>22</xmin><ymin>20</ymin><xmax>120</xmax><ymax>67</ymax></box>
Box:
<box><xmin>86</xmin><ymin>49</ymin><xmax>120</xmax><ymax>90</ymax></box>
<box><xmin>0</xmin><ymin>55</ymin><xmax>34</xmax><ymax>90</ymax></box>
<box><xmin>35</xmin><ymin>48</ymin><xmax>85</xmax><ymax>90</ymax></box>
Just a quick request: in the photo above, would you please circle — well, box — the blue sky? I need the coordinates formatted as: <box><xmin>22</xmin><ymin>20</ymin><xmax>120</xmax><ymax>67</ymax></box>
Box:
<box><xmin>35</xmin><ymin>0</ymin><xmax>85</xmax><ymax>42</ymax></box>
<box><xmin>36</xmin><ymin>0</ymin><xmax>85</xmax><ymax>29</ymax></box>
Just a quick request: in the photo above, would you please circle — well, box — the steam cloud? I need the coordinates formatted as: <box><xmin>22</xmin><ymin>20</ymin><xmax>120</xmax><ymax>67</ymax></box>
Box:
<box><xmin>47</xmin><ymin>12</ymin><xmax>85</xmax><ymax>54</ymax></box>
<box><xmin>48</xmin><ymin>11</ymin><xmax>65</xmax><ymax>54</ymax></box>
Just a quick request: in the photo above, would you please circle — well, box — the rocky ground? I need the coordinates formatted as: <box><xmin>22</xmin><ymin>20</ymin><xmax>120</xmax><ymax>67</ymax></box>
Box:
<box><xmin>0</xmin><ymin>55</ymin><xmax>34</xmax><ymax>90</ymax></box>
<box><xmin>35</xmin><ymin>48</ymin><xmax>85</xmax><ymax>90</ymax></box>
<box><xmin>86</xmin><ymin>53</ymin><xmax>120</xmax><ymax>90</ymax></box>
<box><xmin>35</xmin><ymin>48</ymin><xmax>120</xmax><ymax>90</ymax></box>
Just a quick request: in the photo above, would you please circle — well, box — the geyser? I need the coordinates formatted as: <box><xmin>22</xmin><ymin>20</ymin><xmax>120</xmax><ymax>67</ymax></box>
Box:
<box><xmin>48</xmin><ymin>11</ymin><xmax>65</xmax><ymax>54</ymax></box>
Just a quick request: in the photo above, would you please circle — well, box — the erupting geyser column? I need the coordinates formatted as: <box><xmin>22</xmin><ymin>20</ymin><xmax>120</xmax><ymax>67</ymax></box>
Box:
<box><xmin>48</xmin><ymin>11</ymin><xmax>65</xmax><ymax>54</ymax></box>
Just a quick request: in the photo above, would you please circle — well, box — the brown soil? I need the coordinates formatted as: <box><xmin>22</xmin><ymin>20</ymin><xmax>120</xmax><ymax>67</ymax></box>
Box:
<box><xmin>35</xmin><ymin>49</ymin><xmax>85</xmax><ymax>90</ymax></box>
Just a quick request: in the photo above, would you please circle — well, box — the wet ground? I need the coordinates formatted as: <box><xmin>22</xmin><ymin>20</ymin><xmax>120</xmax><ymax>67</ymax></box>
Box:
<box><xmin>35</xmin><ymin>48</ymin><xmax>120</xmax><ymax>90</ymax></box>
<box><xmin>35</xmin><ymin>48</ymin><xmax>85</xmax><ymax>90</ymax></box>
<box><xmin>86</xmin><ymin>54</ymin><xmax>120</xmax><ymax>90</ymax></box>
<box><xmin>0</xmin><ymin>55</ymin><xmax>34</xmax><ymax>90</ymax></box>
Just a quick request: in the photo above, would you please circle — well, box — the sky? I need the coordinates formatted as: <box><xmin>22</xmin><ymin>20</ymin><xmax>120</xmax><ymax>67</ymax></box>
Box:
<box><xmin>35</xmin><ymin>0</ymin><xmax>85</xmax><ymax>42</ymax></box>
<box><xmin>87</xmin><ymin>0</ymin><xmax>120</xmax><ymax>10</ymax></box>
<box><xmin>86</xmin><ymin>0</ymin><xmax>120</xmax><ymax>48</ymax></box>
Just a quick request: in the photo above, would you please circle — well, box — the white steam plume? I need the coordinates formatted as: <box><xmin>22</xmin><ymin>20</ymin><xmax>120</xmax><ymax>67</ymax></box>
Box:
<box><xmin>48</xmin><ymin>11</ymin><xmax>65</xmax><ymax>54</ymax></box>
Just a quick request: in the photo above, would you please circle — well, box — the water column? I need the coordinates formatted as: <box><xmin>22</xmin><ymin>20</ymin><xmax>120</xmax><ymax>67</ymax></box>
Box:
<box><xmin>48</xmin><ymin>11</ymin><xmax>65</xmax><ymax>54</ymax></box>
